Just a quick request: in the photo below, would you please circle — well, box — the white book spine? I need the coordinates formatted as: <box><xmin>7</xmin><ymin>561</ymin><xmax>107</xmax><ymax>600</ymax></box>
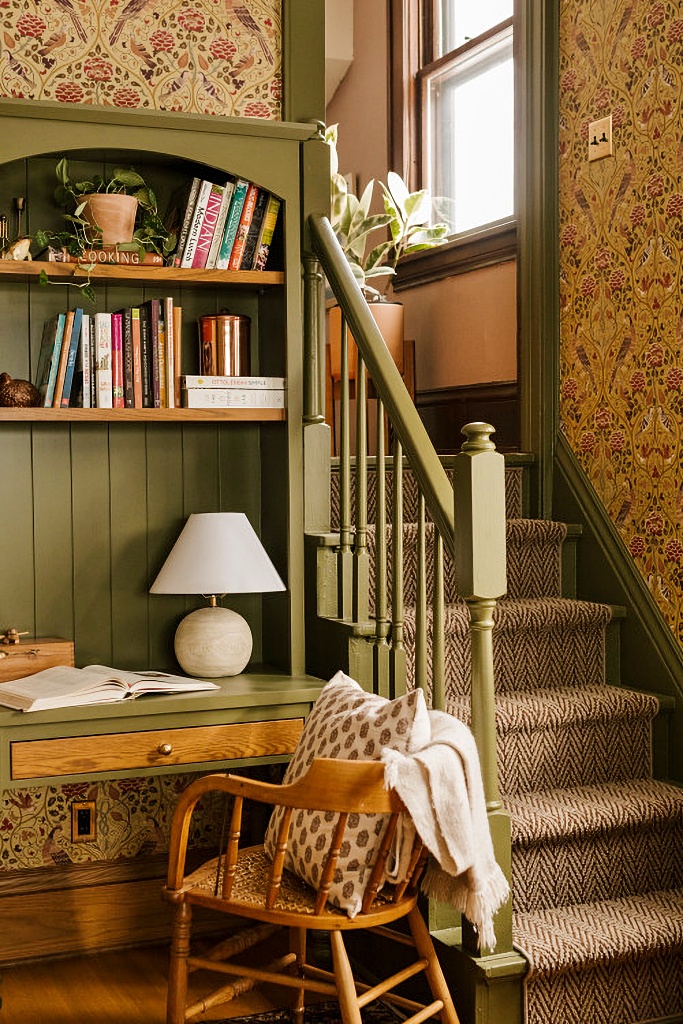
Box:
<box><xmin>181</xmin><ymin>374</ymin><xmax>286</xmax><ymax>389</ymax></box>
<box><xmin>180</xmin><ymin>179</ymin><xmax>212</xmax><ymax>268</ymax></box>
<box><xmin>94</xmin><ymin>312</ymin><xmax>113</xmax><ymax>409</ymax></box>
<box><xmin>80</xmin><ymin>314</ymin><xmax>91</xmax><ymax>408</ymax></box>
<box><xmin>182</xmin><ymin>387</ymin><xmax>285</xmax><ymax>408</ymax></box>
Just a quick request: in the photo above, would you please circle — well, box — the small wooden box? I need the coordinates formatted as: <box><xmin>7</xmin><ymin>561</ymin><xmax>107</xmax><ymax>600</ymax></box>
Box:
<box><xmin>0</xmin><ymin>637</ymin><xmax>74</xmax><ymax>684</ymax></box>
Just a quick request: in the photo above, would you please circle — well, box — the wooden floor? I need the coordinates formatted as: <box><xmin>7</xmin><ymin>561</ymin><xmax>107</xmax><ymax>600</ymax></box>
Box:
<box><xmin>1</xmin><ymin>943</ymin><xmax>283</xmax><ymax>1024</ymax></box>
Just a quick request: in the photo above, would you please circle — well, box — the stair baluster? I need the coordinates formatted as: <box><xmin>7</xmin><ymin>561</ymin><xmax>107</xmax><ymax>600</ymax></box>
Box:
<box><xmin>373</xmin><ymin>399</ymin><xmax>390</xmax><ymax>698</ymax></box>
<box><xmin>337</xmin><ymin>313</ymin><xmax>353</xmax><ymax>619</ymax></box>
<box><xmin>415</xmin><ymin>492</ymin><xmax>428</xmax><ymax>694</ymax></box>
<box><xmin>352</xmin><ymin>352</ymin><xmax>369</xmax><ymax>623</ymax></box>
<box><xmin>390</xmin><ymin>439</ymin><xmax>407</xmax><ymax>697</ymax></box>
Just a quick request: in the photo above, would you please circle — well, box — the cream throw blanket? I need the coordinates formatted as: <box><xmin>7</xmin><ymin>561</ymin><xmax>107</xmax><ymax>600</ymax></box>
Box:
<box><xmin>382</xmin><ymin>708</ymin><xmax>510</xmax><ymax>951</ymax></box>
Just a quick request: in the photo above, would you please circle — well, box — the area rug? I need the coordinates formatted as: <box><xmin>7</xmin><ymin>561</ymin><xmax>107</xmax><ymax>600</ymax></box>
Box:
<box><xmin>209</xmin><ymin>1000</ymin><xmax>404</xmax><ymax>1024</ymax></box>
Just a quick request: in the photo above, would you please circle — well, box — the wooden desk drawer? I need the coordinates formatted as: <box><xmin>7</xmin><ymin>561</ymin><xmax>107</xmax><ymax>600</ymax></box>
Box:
<box><xmin>10</xmin><ymin>718</ymin><xmax>304</xmax><ymax>780</ymax></box>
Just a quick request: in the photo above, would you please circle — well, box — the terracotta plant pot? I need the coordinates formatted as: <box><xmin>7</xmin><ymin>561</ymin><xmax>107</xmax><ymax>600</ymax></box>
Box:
<box><xmin>327</xmin><ymin>300</ymin><xmax>405</xmax><ymax>382</ymax></box>
<box><xmin>80</xmin><ymin>193</ymin><xmax>138</xmax><ymax>246</ymax></box>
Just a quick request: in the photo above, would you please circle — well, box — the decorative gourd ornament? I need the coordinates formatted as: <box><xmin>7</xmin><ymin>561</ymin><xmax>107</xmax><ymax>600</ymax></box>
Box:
<box><xmin>0</xmin><ymin>373</ymin><xmax>41</xmax><ymax>407</ymax></box>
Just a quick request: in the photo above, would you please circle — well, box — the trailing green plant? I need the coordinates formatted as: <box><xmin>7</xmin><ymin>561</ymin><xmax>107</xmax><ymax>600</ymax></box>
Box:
<box><xmin>34</xmin><ymin>157</ymin><xmax>175</xmax><ymax>262</ymax></box>
<box><xmin>326</xmin><ymin>124</ymin><xmax>451</xmax><ymax>299</ymax></box>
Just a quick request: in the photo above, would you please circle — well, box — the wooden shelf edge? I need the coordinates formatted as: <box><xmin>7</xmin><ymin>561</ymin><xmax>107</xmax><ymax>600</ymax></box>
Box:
<box><xmin>0</xmin><ymin>260</ymin><xmax>284</xmax><ymax>287</ymax></box>
<box><xmin>0</xmin><ymin>407</ymin><xmax>286</xmax><ymax>422</ymax></box>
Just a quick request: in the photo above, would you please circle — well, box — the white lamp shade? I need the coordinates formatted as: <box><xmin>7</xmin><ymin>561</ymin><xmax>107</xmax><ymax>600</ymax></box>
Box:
<box><xmin>150</xmin><ymin>512</ymin><xmax>285</xmax><ymax>595</ymax></box>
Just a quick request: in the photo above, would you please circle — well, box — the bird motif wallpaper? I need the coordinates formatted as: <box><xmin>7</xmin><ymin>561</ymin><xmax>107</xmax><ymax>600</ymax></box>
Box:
<box><xmin>0</xmin><ymin>0</ymin><xmax>282</xmax><ymax>118</ymax></box>
<box><xmin>558</xmin><ymin>0</ymin><xmax>683</xmax><ymax>645</ymax></box>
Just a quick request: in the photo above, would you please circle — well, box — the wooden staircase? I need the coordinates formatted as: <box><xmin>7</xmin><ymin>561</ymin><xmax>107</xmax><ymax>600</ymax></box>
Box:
<box><xmin>304</xmin><ymin>456</ymin><xmax>683</xmax><ymax>1024</ymax></box>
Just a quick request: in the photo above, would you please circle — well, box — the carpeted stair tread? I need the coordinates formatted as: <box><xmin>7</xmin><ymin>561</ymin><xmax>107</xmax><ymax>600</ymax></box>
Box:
<box><xmin>506</xmin><ymin>779</ymin><xmax>683</xmax><ymax>845</ymax></box>
<box><xmin>513</xmin><ymin>888</ymin><xmax>683</xmax><ymax>978</ymax></box>
<box><xmin>403</xmin><ymin>596</ymin><xmax>612</xmax><ymax>635</ymax></box>
<box><xmin>492</xmin><ymin>684</ymin><xmax>659</xmax><ymax>735</ymax></box>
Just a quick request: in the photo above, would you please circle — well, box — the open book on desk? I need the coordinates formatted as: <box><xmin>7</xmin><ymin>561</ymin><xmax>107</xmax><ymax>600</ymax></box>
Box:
<box><xmin>0</xmin><ymin>664</ymin><xmax>220</xmax><ymax>712</ymax></box>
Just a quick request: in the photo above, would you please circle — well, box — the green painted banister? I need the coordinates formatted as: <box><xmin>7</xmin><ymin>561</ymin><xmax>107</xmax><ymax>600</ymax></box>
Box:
<box><xmin>309</xmin><ymin>213</ymin><xmax>455</xmax><ymax>552</ymax></box>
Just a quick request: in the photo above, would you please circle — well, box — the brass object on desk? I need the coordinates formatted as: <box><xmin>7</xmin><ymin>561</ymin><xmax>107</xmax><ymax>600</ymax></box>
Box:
<box><xmin>0</xmin><ymin>373</ymin><xmax>41</xmax><ymax>407</ymax></box>
<box><xmin>1</xmin><ymin>627</ymin><xmax>29</xmax><ymax>645</ymax></box>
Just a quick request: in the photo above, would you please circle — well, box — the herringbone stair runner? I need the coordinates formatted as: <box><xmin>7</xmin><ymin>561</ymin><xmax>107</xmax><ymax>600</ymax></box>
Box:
<box><xmin>330</xmin><ymin>464</ymin><xmax>683</xmax><ymax>1024</ymax></box>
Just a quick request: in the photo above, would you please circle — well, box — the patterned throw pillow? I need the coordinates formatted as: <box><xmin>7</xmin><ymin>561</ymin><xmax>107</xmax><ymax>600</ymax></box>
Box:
<box><xmin>263</xmin><ymin>670</ymin><xmax>430</xmax><ymax>916</ymax></box>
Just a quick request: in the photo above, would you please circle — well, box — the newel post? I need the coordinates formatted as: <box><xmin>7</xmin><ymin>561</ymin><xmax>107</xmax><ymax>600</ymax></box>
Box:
<box><xmin>453</xmin><ymin>422</ymin><xmax>513</xmax><ymax>954</ymax></box>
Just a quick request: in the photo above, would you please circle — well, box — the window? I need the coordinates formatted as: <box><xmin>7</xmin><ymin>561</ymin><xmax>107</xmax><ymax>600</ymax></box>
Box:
<box><xmin>390</xmin><ymin>0</ymin><xmax>516</xmax><ymax>288</ymax></box>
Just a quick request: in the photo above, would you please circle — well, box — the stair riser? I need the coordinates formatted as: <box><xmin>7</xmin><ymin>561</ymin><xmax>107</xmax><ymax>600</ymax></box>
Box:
<box><xmin>524</xmin><ymin>952</ymin><xmax>683</xmax><ymax>1024</ymax></box>
<box><xmin>512</xmin><ymin>822</ymin><xmax>683</xmax><ymax>914</ymax></box>
<box><xmin>497</xmin><ymin>715</ymin><xmax>654</xmax><ymax>796</ymax></box>
<box><xmin>405</xmin><ymin>618</ymin><xmax>607</xmax><ymax>697</ymax></box>
<box><xmin>366</xmin><ymin>523</ymin><xmax>566</xmax><ymax>606</ymax></box>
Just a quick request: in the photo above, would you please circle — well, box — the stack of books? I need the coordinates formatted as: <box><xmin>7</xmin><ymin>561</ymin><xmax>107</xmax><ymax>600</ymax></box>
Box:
<box><xmin>166</xmin><ymin>176</ymin><xmax>282</xmax><ymax>271</ymax></box>
<box><xmin>35</xmin><ymin>298</ymin><xmax>183</xmax><ymax>409</ymax></box>
<box><xmin>181</xmin><ymin>374</ymin><xmax>286</xmax><ymax>409</ymax></box>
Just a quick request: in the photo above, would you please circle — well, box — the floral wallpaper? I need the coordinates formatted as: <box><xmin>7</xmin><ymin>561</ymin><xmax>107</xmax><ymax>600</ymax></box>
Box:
<box><xmin>559</xmin><ymin>0</ymin><xmax>683</xmax><ymax>645</ymax></box>
<box><xmin>0</xmin><ymin>0</ymin><xmax>282</xmax><ymax>118</ymax></box>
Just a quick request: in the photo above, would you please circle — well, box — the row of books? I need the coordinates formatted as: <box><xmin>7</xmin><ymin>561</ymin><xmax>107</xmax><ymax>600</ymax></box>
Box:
<box><xmin>35</xmin><ymin>298</ymin><xmax>182</xmax><ymax>409</ymax></box>
<box><xmin>167</xmin><ymin>175</ymin><xmax>282</xmax><ymax>272</ymax></box>
<box><xmin>181</xmin><ymin>374</ymin><xmax>286</xmax><ymax>409</ymax></box>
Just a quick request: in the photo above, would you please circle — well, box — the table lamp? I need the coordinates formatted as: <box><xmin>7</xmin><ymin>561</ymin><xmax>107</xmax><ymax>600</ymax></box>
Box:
<box><xmin>150</xmin><ymin>512</ymin><xmax>285</xmax><ymax>678</ymax></box>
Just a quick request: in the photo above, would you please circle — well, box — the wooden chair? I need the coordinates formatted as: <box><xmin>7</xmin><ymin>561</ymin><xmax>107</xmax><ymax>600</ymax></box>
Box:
<box><xmin>162</xmin><ymin>758</ymin><xmax>461</xmax><ymax>1024</ymax></box>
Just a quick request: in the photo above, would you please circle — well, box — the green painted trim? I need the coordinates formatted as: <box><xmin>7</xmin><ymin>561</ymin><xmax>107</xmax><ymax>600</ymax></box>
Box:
<box><xmin>554</xmin><ymin>434</ymin><xmax>683</xmax><ymax>781</ymax></box>
<box><xmin>516</xmin><ymin>0</ymin><xmax>560</xmax><ymax>518</ymax></box>
<box><xmin>282</xmin><ymin>0</ymin><xmax>326</xmax><ymax>124</ymax></box>
<box><xmin>0</xmin><ymin>98</ymin><xmax>319</xmax><ymax>141</ymax></box>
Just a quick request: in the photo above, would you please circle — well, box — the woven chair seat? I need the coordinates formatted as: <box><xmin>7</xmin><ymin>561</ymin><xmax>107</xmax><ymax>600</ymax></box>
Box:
<box><xmin>184</xmin><ymin>846</ymin><xmax>394</xmax><ymax>919</ymax></box>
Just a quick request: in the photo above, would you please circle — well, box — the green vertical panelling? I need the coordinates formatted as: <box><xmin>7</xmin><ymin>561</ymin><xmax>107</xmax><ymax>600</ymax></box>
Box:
<box><xmin>70</xmin><ymin>425</ymin><xmax>113</xmax><ymax>666</ymax></box>
<box><xmin>0</xmin><ymin>426</ymin><xmax>35</xmax><ymax>632</ymax></box>
<box><xmin>109</xmin><ymin>426</ymin><xmax>150</xmax><ymax>669</ymax></box>
<box><xmin>31</xmin><ymin>425</ymin><xmax>75</xmax><ymax>639</ymax></box>
<box><xmin>145</xmin><ymin>423</ymin><xmax>186</xmax><ymax>671</ymax></box>
<box><xmin>218</xmin><ymin>422</ymin><xmax>263</xmax><ymax>662</ymax></box>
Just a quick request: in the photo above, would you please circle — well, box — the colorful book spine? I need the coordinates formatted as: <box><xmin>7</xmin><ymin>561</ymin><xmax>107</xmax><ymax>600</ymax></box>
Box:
<box><xmin>181</xmin><ymin>374</ymin><xmax>286</xmax><ymax>389</ymax></box>
<box><xmin>206</xmin><ymin>180</ymin><xmax>235</xmax><ymax>269</ymax></box>
<box><xmin>164</xmin><ymin>296</ymin><xmax>175</xmax><ymax>409</ymax></box>
<box><xmin>59</xmin><ymin>306</ymin><xmax>83</xmax><ymax>407</ymax></box>
<box><xmin>239</xmin><ymin>189</ymin><xmax>269</xmax><ymax>270</ymax></box>
<box><xmin>215</xmin><ymin>178</ymin><xmax>249</xmax><ymax>270</ymax></box>
<box><xmin>94</xmin><ymin>312</ymin><xmax>113</xmax><ymax>409</ymax></box>
<box><xmin>254</xmin><ymin>195</ymin><xmax>282</xmax><ymax>271</ymax></box>
<box><xmin>131</xmin><ymin>307</ymin><xmax>143</xmax><ymax>408</ymax></box>
<box><xmin>171</xmin><ymin>176</ymin><xmax>201</xmax><ymax>268</ymax></box>
<box><xmin>80</xmin><ymin>314</ymin><xmax>91</xmax><ymax>409</ymax></box>
<box><xmin>35</xmin><ymin>313</ymin><xmax>66</xmax><ymax>407</ymax></box>
<box><xmin>191</xmin><ymin>183</ymin><xmax>225</xmax><ymax>269</ymax></box>
<box><xmin>52</xmin><ymin>309</ymin><xmax>75</xmax><ymax>407</ymax></box>
<box><xmin>228</xmin><ymin>184</ymin><xmax>259</xmax><ymax>270</ymax></box>
<box><xmin>172</xmin><ymin>305</ymin><xmax>183</xmax><ymax>408</ymax></box>
<box><xmin>182</xmin><ymin>387</ymin><xmax>285</xmax><ymax>409</ymax></box>
<box><xmin>118</xmin><ymin>307</ymin><xmax>135</xmax><ymax>408</ymax></box>
<box><xmin>111</xmin><ymin>311</ymin><xmax>125</xmax><ymax>408</ymax></box>
<box><xmin>180</xmin><ymin>179</ymin><xmax>212</xmax><ymax>268</ymax></box>
<box><xmin>157</xmin><ymin>308</ymin><xmax>167</xmax><ymax>408</ymax></box>
<box><xmin>139</xmin><ymin>303</ymin><xmax>153</xmax><ymax>408</ymax></box>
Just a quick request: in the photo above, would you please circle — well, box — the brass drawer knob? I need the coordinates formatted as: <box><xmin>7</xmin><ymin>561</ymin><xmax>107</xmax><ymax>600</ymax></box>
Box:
<box><xmin>157</xmin><ymin>742</ymin><xmax>173</xmax><ymax>756</ymax></box>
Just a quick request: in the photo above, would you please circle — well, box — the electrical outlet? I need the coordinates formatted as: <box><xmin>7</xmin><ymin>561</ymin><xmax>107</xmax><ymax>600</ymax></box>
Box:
<box><xmin>71</xmin><ymin>800</ymin><xmax>96</xmax><ymax>842</ymax></box>
<box><xmin>588</xmin><ymin>115</ymin><xmax>613</xmax><ymax>161</ymax></box>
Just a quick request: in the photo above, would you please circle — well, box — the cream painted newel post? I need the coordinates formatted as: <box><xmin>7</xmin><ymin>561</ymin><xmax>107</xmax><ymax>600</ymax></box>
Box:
<box><xmin>453</xmin><ymin>422</ymin><xmax>513</xmax><ymax>954</ymax></box>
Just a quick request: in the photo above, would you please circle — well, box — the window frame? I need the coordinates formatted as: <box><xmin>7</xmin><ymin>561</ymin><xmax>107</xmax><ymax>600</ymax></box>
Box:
<box><xmin>389</xmin><ymin>0</ymin><xmax>516</xmax><ymax>291</ymax></box>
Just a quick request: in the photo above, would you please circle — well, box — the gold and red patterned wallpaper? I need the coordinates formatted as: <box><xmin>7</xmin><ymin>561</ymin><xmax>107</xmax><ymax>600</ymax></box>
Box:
<box><xmin>559</xmin><ymin>0</ymin><xmax>683</xmax><ymax>645</ymax></box>
<box><xmin>0</xmin><ymin>0</ymin><xmax>282</xmax><ymax>118</ymax></box>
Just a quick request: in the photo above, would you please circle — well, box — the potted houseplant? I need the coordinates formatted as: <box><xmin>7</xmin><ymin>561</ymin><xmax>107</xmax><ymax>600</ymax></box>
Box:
<box><xmin>36</xmin><ymin>157</ymin><xmax>175</xmax><ymax>259</ymax></box>
<box><xmin>32</xmin><ymin>158</ymin><xmax>176</xmax><ymax>303</ymax></box>
<box><xmin>325</xmin><ymin>123</ymin><xmax>450</xmax><ymax>376</ymax></box>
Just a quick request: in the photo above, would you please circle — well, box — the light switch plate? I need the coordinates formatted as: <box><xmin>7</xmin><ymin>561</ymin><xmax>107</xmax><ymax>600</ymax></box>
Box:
<box><xmin>588</xmin><ymin>115</ymin><xmax>613</xmax><ymax>161</ymax></box>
